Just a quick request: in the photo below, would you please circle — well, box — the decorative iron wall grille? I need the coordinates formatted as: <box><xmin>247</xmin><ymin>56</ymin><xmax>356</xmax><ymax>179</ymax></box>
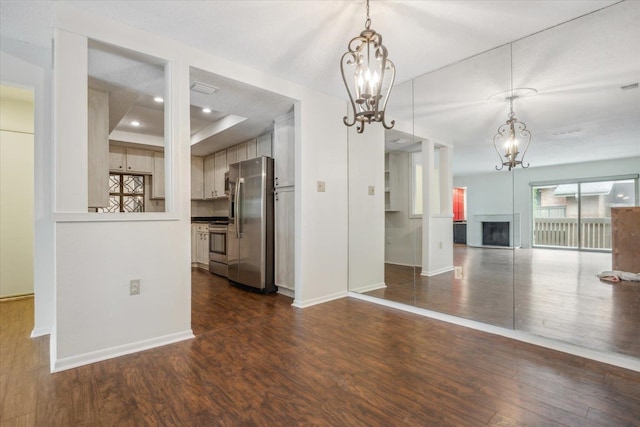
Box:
<box><xmin>97</xmin><ymin>174</ymin><xmax>145</xmax><ymax>213</ymax></box>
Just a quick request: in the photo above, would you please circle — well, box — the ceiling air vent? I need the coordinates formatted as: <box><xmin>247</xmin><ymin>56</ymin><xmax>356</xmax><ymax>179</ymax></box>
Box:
<box><xmin>191</xmin><ymin>82</ymin><xmax>220</xmax><ymax>95</ymax></box>
<box><xmin>620</xmin><ymin>83</ymin><xmax>639</xmax><ymax>91</ymax></box>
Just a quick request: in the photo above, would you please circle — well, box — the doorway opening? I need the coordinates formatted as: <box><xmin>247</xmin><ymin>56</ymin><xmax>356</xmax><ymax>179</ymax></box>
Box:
<box><xmin>0</xmin><ymin>85</ymin><xmax>35</xmax><ymax>300</ymax></box>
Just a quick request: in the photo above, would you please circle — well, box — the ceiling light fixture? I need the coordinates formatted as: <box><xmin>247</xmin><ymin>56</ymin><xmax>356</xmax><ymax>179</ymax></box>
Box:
<box><xmin>191</xmin><ymin>82</ymin><xmax>220</xmax><ymax>95</ymax></box>
<box><xmin>341</xmin><ymin>0</ymin><xmax>395</xmax><ymax>133</ymax></box>
<box><xmin>202</xmin><ymin>107</ymin><xmax>211</xmax><ymax>113</ymax></box>
<box><xmin>153</xmin><ymin>96</ymin><xmax>164</xmax><ymax>103</ymax></box>
<box><xmin>493</xmin><ymin>43</ymin><xmax>531</xmax><ymax>171</ymax></box>
<box><xmin>131</xmin><ymin>120</ymin><xmax>141</xmax><ymax>127</ymax></box>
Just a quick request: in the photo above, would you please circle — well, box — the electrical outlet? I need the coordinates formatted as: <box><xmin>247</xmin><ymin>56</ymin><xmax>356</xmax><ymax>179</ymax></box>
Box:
<box><xmin>368</xmin><ymin>185</ymin><xmax>375</xmax><ymax>196</ymax></box>
<box><xmin>130</xmin><ymin>279</ymin><xmax>141</xmax><ymax>295</ymax></box>
<box><xmin>454</xmin><ymin>266</ymin><xmax>463</xmax><ymax>279</ymax></box>
<box><xmin>317</xmin><ymin>181</ymin><xmax>326</xmax><ymax>192</ymax></box>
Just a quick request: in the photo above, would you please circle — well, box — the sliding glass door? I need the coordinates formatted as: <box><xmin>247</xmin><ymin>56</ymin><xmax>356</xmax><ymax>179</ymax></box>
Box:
<box><xmin>532</xmin><ymin>177</ymin><xmax>637</xmax><ymax>251</ymax></box>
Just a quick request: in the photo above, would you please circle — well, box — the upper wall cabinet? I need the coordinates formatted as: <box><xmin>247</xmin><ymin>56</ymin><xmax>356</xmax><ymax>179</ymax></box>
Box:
<box><xmin>88</xmin><ymin>88</ymin><xmax>110</xmax><ymax>208</ymax></box>
<box><xmin>273</xmin><ymin>112</ymin><xmax>295</xmax><ymax>188</ymax></box>
<box><xmin>109</xmin><ymin>146</ymin><xmax>153</xmax><ymax>174</ymax></box>
<box><xmin>87</xmin><ymin>39</ymin><xmax>168</xmax><ymax>213</ymax></box>
<box><xmin>256</xmin><ymin>132</ymin><xmax>272</xmax><ymax>158</ymax></box>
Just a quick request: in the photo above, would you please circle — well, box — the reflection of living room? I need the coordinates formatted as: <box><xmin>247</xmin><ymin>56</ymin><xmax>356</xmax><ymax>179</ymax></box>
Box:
<box><xmin>361</xmin><ymin>1</ymin><xmax>640</xmax><ymax>363</ymax></box>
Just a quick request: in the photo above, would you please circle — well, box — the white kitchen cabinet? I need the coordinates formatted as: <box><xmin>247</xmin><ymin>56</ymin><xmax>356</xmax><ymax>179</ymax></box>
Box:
<box><xmin>256</xmin><ymin>132</ymin><xmax>272</xmax><ymax>157</ymax></box>
<box><xmin>213</xmin><ymin>150</ymin><xmax>227</xmax><ymax>197</ymax></box>
<box><xmin>236</xmin><ymin>141</ymin><xmax>247</xmax><ymax>162</ymax></box>
<box><xmin>274</xmin><ymin>187</ymin><xmax>295</xmax><ymax>293</ymax></box>
<box><xmin>226</xmin><ymin>145</ymin><xmax>238</xmax><ymax>169</ymax></box>
<box><xmin>191</xmin><ymin>224</ymin><xmax>198</xmax><ymax>267</ymax></box>
<box><xmin>151</xmin><ymin>151</ymin><xmax>165</xmax><ymax>199</ymax></box>
<box><xmin>246</xmin><ymin>139</ymin><xmax>257</xmax><ymax>160</ymax></box>
<box><xmin>126</xmin><ymin>148</ymin><xmax>154</xmax><ymax>174</ymax></box>
<box><xmin>203</xmin><ymin>154</ymin><xmax>216</xmax><ymax>199</ymax></box>
<box><xmin>87</xmin><ymin>88</ymin><xmax>109</xmax><ymax>208</ymax></box>
<box><xmin>204</xmin><ymin>150</ymin><xmax>227</xmax><ymax>199</ymax></box>
<box><xmin>273</xmin><ymin>112</ymin><xmax>295</xmax><ymax>188</ymax></box>
<box><xmin>191</xmin><ymin>224</ymin><xmax>209</xmax><ymax>269</ymax></box>
<box><xmin>196</xmin><ymin>226</ymin><xmax>209</xmax><ymax>268</ymax></box>
<box><xmin>109</xmin><ymin>146</ymin><xmax>153</xmax><ymax>174</ymax></box>
<box><xmin>109</xmin><ymin>146</ymin><xmax>127</xmax><ymax>172</ymax></box>
<box><xmin>191</xmin><ymin>156</ymin><xmax>204</xmax><ymax>199</ymax></box>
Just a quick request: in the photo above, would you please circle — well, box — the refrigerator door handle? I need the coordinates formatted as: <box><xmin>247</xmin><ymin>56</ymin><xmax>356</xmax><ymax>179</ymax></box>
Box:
<box><xmin>235</xmin><ymin>178</ymin><xmax>244</xmax><ymax>239</ymax></box>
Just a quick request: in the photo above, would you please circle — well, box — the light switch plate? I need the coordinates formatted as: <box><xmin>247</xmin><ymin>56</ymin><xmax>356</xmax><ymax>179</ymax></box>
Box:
<box><xmin>368</xmin><ymin>186</ymin><xmax>375</xmax><ymax>195</ymax></box>
<box><xmin>317</xmin><ymin>181</ymin><xmax>326</xmax><ymax>192</ymax></box>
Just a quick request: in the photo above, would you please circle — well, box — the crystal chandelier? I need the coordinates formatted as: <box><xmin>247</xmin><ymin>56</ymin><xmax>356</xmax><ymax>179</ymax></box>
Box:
<box><xmin>493</xmin><ymin>43</ymin><xmax>531</xmax><ymax>171</ymax></box>
<box><xmin>341</xmin><ymin>0</ymin><xmax>395</xmax><ymax>133</ymax></box>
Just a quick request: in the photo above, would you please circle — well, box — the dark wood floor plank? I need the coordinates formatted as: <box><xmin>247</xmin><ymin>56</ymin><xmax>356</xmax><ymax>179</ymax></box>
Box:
<box><xmin>1</xmin><ymin>271</ymin><xmax>640</xmax><ymax>426</ymax></box>
<box><xmin>370</xmin><ymin>247</ymin><xmax>640</xmax><ymax>358</ymax></box>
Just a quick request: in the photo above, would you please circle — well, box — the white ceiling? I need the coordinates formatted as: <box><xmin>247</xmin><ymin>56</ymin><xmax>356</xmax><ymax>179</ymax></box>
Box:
<box><xmin>2</xmin><ymin>1</ymin><xmax>638</xmax><ymax>170</ymax></box>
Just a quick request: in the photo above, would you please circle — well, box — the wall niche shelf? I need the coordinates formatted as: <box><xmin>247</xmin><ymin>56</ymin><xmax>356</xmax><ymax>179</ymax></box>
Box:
<box><xmin>385</xmin><ymin>152</ymin><xmax>401</xmax><ymax>212</ymax></box>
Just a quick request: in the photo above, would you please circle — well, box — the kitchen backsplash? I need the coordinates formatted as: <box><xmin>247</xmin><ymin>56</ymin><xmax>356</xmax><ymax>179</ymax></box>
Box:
<box><xmin>191</xmin><ymin>199</ymin><xmax>229</xmax><ymax>217</ymax></box>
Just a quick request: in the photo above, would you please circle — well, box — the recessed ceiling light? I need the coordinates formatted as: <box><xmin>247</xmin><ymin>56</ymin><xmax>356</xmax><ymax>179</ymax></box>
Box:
<box><xmin>153</xmin><ymin>96</ymin><xmax>164</xmax><ymax>103</ymax></box>
<box><xmin>202</xmin><ymin>108</ymin><xmax>212</xmax><ymax>113</ymax></box>
<box><xmin>131</xmin><ymin>120</ymin><xmax>141</xmax><ymax>127</ymax></box>
<box><xmin>623</xmin><ymin>196</ymin><xmax>630</xmax><ymax>200</ymax></box>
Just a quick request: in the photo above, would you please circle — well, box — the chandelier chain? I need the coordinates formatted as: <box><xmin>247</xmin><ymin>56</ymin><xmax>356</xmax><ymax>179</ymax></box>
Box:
<box><xmin>365</xmin><ymin>0</ymin><xmax>371</xmax><ymax>29</ymax></box>
<box><xmin>510</xmin><ymin>43</ymin><xmax>514</xmax><ymax>115</ymax></box>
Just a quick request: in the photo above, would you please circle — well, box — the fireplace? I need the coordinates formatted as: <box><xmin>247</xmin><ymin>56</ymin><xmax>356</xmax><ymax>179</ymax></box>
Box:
<box><xmin>472</xmin><ymin>214</ymin><xmax>520</xmax><ymax>248</ymax></box>
<box><xmin>482</xmin><ymin>221</ymin><xmax>510</xmax><ymax>247</ymax></box>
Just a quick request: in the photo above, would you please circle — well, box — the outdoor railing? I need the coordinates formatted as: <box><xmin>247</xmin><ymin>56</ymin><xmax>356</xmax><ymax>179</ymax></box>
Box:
<box><xmin>533</xmin><ymin>217</ymin><xmax>611</xmax><ymax>249</ymax></box>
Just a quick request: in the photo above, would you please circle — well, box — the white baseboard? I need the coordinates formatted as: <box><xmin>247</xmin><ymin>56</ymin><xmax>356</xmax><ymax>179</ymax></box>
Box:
<box><xmin>292</xmin><ymin>290</ymin><xmax>348</xmax><ymax>308</ymax></box>
<box><xmin>421</xmin><ymin>265</ymin><xmax>454</xmax><ymax>277</ymax></box>
<box><xmin>349</xmin><ymin>282</ymin><xmax>387</xmax><ymax>293</ymax></box>
<box><xmin>348</xmin><ymin>292</ymin><xmax>640</xmax><ymax>373</ymax></box>
<box><xmin>31</xmin><ymin>327</ymin><xmax>51</xmax><ymax>338</ymax></box>
<box><xmin>384</xmin><ymin>261</ymin><xmax>421</xmax><ymax>268</ymax></box>
<box><xmin>52</xmin><ymin>329</ymin><xmax>195</xmax><ymax>373</ymax></box>
<box><xmin>277</xmin><ymin>286</ymin><xmax>295</xmax><ymax>299</ymax></box>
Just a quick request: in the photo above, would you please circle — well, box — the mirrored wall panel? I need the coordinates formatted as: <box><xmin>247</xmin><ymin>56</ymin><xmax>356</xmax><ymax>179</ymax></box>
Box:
<box><xmin>349</xmin><ymin>0</ymin><xmax>640</xmax><ymax>360</ymax></box>
<box><xmin>87</xmin><ymin>39</ymin><xmax>167</xmax><ymax>213</ymax></box>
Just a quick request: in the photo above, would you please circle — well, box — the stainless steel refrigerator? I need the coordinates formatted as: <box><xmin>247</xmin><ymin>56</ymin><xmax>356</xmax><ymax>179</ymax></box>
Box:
<box><xmin>227</xmin><ymin>156</ymin><xmax>276</xmax><ymax>293</ymax></box>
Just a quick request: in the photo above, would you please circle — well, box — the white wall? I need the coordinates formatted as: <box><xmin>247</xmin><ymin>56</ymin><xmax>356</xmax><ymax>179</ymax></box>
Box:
<box><xmin>454</xmin><ymin>156</ymin><xmax>640</xmax><ymax>248</ymax></box>
<box><xmin>0</xmin><ymin>93</ymin><xmax>34</xmax><ymax>297</ymax></box>
<box><xmin>348</xmin><ymin>125</ymin><xmax>385</xmax><ymax>292</ymax></box>
<box><xmin>43</xmin><ymin>3</ymin><xmax>351</xmax><ymax>369</ymax></box>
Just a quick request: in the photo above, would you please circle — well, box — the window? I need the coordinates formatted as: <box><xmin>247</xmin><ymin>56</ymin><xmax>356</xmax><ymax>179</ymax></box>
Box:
<box><xmin>97</xmin><ymin>174</ymin><xmax>145</xmax><ymax>213</ymax></box>
<box><xmin>531</xmin><ymin>176</ymin><xmax>637</xmax><ymax>250</ymax></box>
<box><xmin>410</xmin><ymin>151</ymin><xmax>423</xmax><ymax>217</ymax></box>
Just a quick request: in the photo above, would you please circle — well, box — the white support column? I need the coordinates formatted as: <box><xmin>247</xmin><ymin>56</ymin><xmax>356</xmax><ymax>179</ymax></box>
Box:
<box><xmin>421</xmin><ymin>140</ymin><xmax>454</xmax><ymax>276</ymax></box>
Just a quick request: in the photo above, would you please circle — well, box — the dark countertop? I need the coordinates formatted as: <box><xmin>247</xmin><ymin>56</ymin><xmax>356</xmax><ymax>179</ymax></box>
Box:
<box><xmin>191</xmin><ymin>216</ymin><xmax>228</xmax><ymax>223</ymax></box>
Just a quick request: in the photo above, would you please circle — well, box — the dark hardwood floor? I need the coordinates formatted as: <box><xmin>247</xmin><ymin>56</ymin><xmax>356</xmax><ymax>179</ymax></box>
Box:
<box><xmin>367</xmin><ymin>246</ymin><xmax>640</xmax><ymax>358</ymax></box>
<box><xmin>1</xmin><ymin>268</ymin><xmax>640</xmax><ymax>426</ymax></box>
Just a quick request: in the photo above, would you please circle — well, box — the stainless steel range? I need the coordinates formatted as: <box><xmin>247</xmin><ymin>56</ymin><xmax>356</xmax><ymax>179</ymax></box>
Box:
<box><xmin>209</xmin><ymin>220</ymin><xmax>228</xmax><ymax>277</ymax></box>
